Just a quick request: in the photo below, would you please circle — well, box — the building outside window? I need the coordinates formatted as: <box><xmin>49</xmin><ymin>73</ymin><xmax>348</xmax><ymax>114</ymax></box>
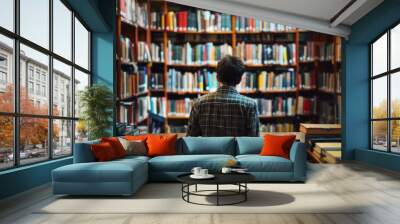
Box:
<box><xmin>0</xmin><ymin>0</ymin><xmax>91</xmax><ymax>170</ymax></box>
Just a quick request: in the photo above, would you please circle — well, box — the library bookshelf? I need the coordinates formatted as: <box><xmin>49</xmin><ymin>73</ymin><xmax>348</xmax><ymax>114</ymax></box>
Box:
<box><xmin>116</xmin><ymin>0</ymin><xmax>342</xmax><ymax>134</ymax></box>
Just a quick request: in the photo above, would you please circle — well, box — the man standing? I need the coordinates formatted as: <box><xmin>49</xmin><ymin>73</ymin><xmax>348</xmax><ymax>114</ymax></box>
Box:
<box><xmin>187</xmin><ymin>55</ymin><xmax>259</xmax><ymax>137</ymax></box>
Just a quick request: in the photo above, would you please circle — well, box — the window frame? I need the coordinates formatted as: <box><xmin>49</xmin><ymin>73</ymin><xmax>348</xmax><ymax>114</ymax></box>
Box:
<box><xmin>0</xmin><ymin>0</ymin><xmax>92</xmax><ymax>171</ymax></box>
<box><xmin>370</xmin><ymin>20</ymin><xmax>400</xmax><ymax>154</ymax></box>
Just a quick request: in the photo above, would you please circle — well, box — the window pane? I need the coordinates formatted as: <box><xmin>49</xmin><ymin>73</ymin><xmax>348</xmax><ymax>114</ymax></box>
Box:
<box><xmin>372</xmin><ymin>121</ymin><xmax>388</xmax><ymax>151</ymax></box>
<box><xmin>75</xmin><ymin>120</ymin><xmax>88</xmax><ymax>143</ymax></box>
<box><xmin>0</xmin><ymin>35</ymin><xmax>14</xmax><ymax>112</ymax></box>
<box><xmin>0</xmin><ymin>0</ymin><xmax>14</xmax><ymax>31</ymax></box>
<box><xmin>20</xmin><ymin>117</ymin><xmax>49</xmax><ymax>165</ymax></box>
<box><xmin>20</xmin><ymin>44</ymin><xmax>49</xmax><ymax>115</ymax></box>
<box><xmin>391</xmin><ymin>24</ymin><xmax>400</xmax><ymax>70</ymax></box>
<box><xmin>75</xmin><ymin>18</ymin><xmax>89</xmax><ymax>70</ymax></box>
<box><xmin>0</xmin><ymin>116</ymin><xmax>14</xmax><ymax>170</ymax></box>
<box><xmin>53</xmin><ymin>119</ymin><xmax>72</xmax><ymax>157</ymax></box>
<box><xmin>391</xmin><ymin>72</ymin><xmax>400</xmax><ymax>118</ymax></box>
<box><xmin>372</xmin><ymin>33</ymin><xmax>387</xmax><ymax>76</ymax></box>
<box><xmin>372</xmin><ymin>76</ymin><xmax>387</xmax><ymax>119</ymax></box>
<box><xmin>391</xmin><ymin>120</ymin><xmax>400</xmax><ymax>153</ymax></box>
<box><xmin>74</xmin><ymin>69</ymin><xmax>89</xmax><ymax>118</ymax></box>
<box><xmin>53</xmin><ymin>59</ymin><xmax>72</xmax><ymax>117</ymax></box>
<box><xmin>20</xmin><ymin>0</ymin><xmax>49</xmax><ymax>49</ymax></box>
<box><xmin>53</xmin><ymin>0</ymin><xmax>72</xmax><ymax>60</ymax></box>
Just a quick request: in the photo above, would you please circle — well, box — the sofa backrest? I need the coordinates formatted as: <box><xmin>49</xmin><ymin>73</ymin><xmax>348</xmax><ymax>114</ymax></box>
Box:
<box><xmin>235</xmin><ymin>137</ymin><xmax>264</xmax><ymax>155</ymax></box>
<box><xmin>73</xmin><ymin>139</ymin><xmax>100</xmax><ymax>163</ymax></box>
<box><xmin>177</xmin><ymin>137</ymin><xmax>236</xmax><ymax>155</ymax></box>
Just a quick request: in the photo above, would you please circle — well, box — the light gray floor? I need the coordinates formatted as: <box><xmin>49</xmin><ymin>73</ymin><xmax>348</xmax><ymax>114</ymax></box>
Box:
<box><xmin>1</xmin><ymin>162</ymin><xmax>400</xmax><ymax>224</ymax></box>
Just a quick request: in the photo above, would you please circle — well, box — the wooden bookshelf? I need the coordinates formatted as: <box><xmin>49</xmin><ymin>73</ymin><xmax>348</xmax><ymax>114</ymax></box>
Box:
<box><xmin>116</xmin><ymin>0</ymin><xmax>342</xmax><ymax>134</ymax></box>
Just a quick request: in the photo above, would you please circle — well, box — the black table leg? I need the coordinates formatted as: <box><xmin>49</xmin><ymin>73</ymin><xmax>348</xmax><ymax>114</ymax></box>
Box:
<box><xmin>195</xmin><ymin>184</ymin><xmax>198</xmax><ymax>192</ymax></box>
<box><xmin>216</xmin><ymin>184</ymin><xmax>219</xmax><ymax>206</ymax></box>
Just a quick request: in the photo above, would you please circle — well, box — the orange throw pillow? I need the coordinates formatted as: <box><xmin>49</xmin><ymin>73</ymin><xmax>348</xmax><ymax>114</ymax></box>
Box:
<box><xmin>260</xmin><ymin>134</ymin><xmax>296</xmax><ymax>159</ymax></box>
<box><xmin>146</xmin><ymin>134</ymin><xmax>177</xmax><ymax>157</ymax></box>
<box><xmin>124</xmin><ymin>135</ymin><xmax>149</xmax><ymax>141</ymax></box>
<box><xmin>101</xmin><ymin>137</ymin><xmax>126</xmax><ymax>158</ymax></box>
<box><xmin>91</xmin><ymin>142</ymin><xmax>117</xmax><ymax>162</ymax></box>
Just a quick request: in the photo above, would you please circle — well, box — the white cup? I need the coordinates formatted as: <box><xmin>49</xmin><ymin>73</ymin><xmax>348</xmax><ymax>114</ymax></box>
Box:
<box><xmin>221</xmin><ymin>167</ymin><xmax>232</xmax><ymax>174</ymax></box>
<box><xmin>191</xmin><ymin>167</ymin><xmax>202</xmax><ymax>176</ymax></box>
<box><xmin>200</xmin><ymin>169</ymin><xmax>208</xmax><ymax>176</ymax></box>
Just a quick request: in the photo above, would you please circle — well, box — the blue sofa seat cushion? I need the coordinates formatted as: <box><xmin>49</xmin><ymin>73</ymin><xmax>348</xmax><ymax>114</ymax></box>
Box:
<box><xmin>177</xmin><ymin>137</ymin><xmax>236</xmax><ymax>155</ymax></box>
<box><xmin>53</xmin><ymin>158</ymin><xmax>147</xmax><ymax>183</ymax></box>
<box><xmin>236</xmin><ymin>155</ymin><xmax>293</xmax><ymax>172</ymax></box>
<box><xmin>149</xmin><ymin>154</ymin><xmax>235</xmax><ymax>172</ymax></box>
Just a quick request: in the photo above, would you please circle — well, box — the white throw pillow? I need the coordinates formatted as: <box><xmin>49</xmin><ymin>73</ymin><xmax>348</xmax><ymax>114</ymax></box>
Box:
<box><xmin>118</xmin><ymin>137</ymin><xmax>147</xmax><ymax>156</ymax></box>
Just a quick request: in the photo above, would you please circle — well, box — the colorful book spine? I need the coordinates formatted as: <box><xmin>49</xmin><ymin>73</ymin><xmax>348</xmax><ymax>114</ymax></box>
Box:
<box><xmin>148</xmin><ymin>97</ymin><xmax>166</xmax><ymax>117</ymax></box>
<box><xmin>256</xmin><ymin>97</ymin><xmax>296</xmax><ymax>117</ymax></box>
<box><xmin>297</xmin><ymin>96</ymin><xmax>317</xmax><ymax>115</ymax></box>
<box><xmin>151</xmin><ymin>43</ymin><xmax>164</xmax><ymax>63</ymax></box>
<box><xmin>138</xmin><ymin>41</ymin><xmax>151</xmax><ymax>62</ymax></box>
<box><xmin>237</xmin><ymin>69</ymin><xmax>296</xmax><ymax>92</ymax></box>
<box><xmin>299</xmin><ymin>42</ymin><xmax>335</xmax><ymax>62</ymax></box>
<box><xmin>119</xmin><ymin>71</ymin><xmax>135</xmax><ymax>98</ymax></box>
<box><xmin>136</xmin><ymin>2</ymin><xmax>148</xmax><ymax>28</ymax></box>
<box><xmin>150</xmin><ymin>11</ymin><xmax>164</xmax><ymax>30</ymax></box>
<box><xmin>168</xmin><ymin>98</ymin><xmax>192</xmax><ymax>116</ymax></box>
<box><xmin>167</xmin><ymin>69</ymin><xmax>217</xmax><ymax>92</ymax></box>
<box><xmin>119</xmin><ymin>0</ymin><xmax>137</xmax><ymax>24</ymax></box>
<box><xmin>235</xmin><ymin>16</ymin><xmax>295</xmax><ymax>32</ymax></box>
<box><xmin>165</xmin><ymin>10</ymin><xmax>231</xmax><ymax>32</ymax></box>
<box><xmin>120</xmin><ymin>36</ymin><xmax>134</xmax><ymax>63</ymax></box>
<box><xmin>260</xmin><ymin>123</ymin><xmax>294</xmax><ymax>132</ymax></box>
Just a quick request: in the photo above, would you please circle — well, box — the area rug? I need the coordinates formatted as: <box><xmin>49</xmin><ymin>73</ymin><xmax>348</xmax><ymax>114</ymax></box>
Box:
<box><xmin>37</xmin><ymin>183</ymin><xmax>362</xmax><ymax>214</ymax></box>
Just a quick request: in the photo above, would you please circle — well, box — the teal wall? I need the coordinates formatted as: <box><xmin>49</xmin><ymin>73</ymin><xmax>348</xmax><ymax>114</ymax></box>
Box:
<box><xmin>0</xmin><ymin>0</ymin><xmax>115</xmax><ymax>200</ymax></box>
<box><xmin>344</xmin><ymin>0</ymin><xmax>400</xmax><ymax>171</ymax></box>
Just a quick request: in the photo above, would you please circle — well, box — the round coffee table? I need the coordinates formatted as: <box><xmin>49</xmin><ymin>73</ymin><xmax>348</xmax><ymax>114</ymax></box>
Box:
<box><xmin>177</xmin><ymin>173</ymin><xmax>255</xmax><ymax>206</ymax></box>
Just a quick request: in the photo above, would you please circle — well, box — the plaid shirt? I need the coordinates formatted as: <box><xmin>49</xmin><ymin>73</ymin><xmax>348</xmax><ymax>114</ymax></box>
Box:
<box><xmin>187</xmin><ymin>85</ymin><xmax>260</xmax><ymax>137</ymax></box>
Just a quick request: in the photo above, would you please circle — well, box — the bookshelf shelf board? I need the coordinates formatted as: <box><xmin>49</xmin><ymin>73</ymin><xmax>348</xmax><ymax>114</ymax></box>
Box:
<box><xmin>236</xmin><ymin>31</ymin><xmax>296</xmax><ymax>34</ymax></box>
<box><xmin>150</xmin><ymin>29</ymin><xmax>164</xmax><ymax>32</ymax></box>
<box><xmin>167</xmin><ymin>91</ymin><xmax>209</xmax><ymax>95</ymax></box>
<box><xmin>298</xmin><ymin>88</ymin><xmax>318</xmax><ymax>92</ymax></box>
<box><xmin>166</xmin><ymin>30</ymin><xmax>233</xmax><ymax>35</ymax></box>
<box><xmin>167</xmin><ymin>64</ymin><xmax>217</xmax><ymax>68</ymax></box>
<box><xmin>244</xmin><ymin>64</ymin><xmax>297</xmax><ymax>68</ymax></box>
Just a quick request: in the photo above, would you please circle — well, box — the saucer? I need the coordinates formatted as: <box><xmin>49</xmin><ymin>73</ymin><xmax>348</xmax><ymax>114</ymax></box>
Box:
<box><xmin>190</xmin><ymin>174</ymin><xmax>215</xmax><ymax>179</ymax></box>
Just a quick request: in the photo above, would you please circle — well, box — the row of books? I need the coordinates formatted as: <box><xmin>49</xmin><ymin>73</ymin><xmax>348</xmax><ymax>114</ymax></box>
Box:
<box><xmin>299</xmin><ymin>71</ymin><xmax>317</xmax><ymax>90</ymax></box>
<box><xmin>235</xmin><ymin>43</ymin><xmax>296</xmax><ymax>65</ymax></box>
<box><xmin>163</xmin><ymin>10</ymin><xmax>232</xmax><ymax>32</ymax></box>
<box><xmin>168</xmin><ymin>41</ymin><xmax>233</xmax><ymax>65</ymax></box>
<box><xmin>138</xmin><ymin>42</ymin><xmax>151</xmax><ymax>62</ymax></box>
<box><xmin>237</xmin><ymin>69</ymin><xmax>296</xmax><ymax>92</ymax></box>
<box><xmin>256</xmin><ymin>97</ymin><xmax>296</xmax><ymax>117</ymax></box>
<box><xmin>119</xmin><ymin>71</ymin><xmax>135</xmax><ymax>99</ymax></box>
<box><xmin>235</xmin><ymin>16</ymin><xmax>295</xmax><ymax>33</ymax></box>
<box><xmin>118</xmin><ymin>102</ymin><xmax>133</xmax><ymax>124</ymax></box>
<box><xmin>168</xmin><ymin>98</ymin><xmax>192</xmax><ymax>116</ymax></box>
<box><xmin>299</xmin><ymin>42</ymin><xmax>337</xmax><ymax>62</ymax></box>
<box><xmin>167</xmin><ymin>69</ymin><xmax>218</xmax><ymax>92</ymax></box>
<box><xmin>150</xmin><ymin>43</ymin><xmax>164</xmax><ymax>63</ymax></box>
<box><xmin>120</xmin><ymin>36</ymin><xmax>134</xmax><ymax>63</ymax></box>
<box><xmin>259</xmin><ymin>123</ymin><xmax>295</xmax><ymax>132</ymax></box>
<box><xmin>148</xmin><ymin>97</ymin><xmax>166</xmax><ymax>117</ymax></box>
<box><xmin>119</xmin><ymin>0</ymin><xmax>137</xmax><ymax>24</ymax></box>
<box><xmin>137</xmin><ymin>66</ymin><xmax>148</xmax><ymax>93</ymax></box>
<box><xmin>150</xmin><ymin>73</ymin><xmax>164</xmax><ymax>90</ymax></box>
<box><xmin>136</xmin><ymin>2</ymin><xmax>148</xmax><ymax>28</ymax></box>
<box><xmin>297</xmin><ymin>96</ymin><xmax>317</xmax><ymax>115</ymax></box>
<box><xmin>137</xmin><ymin>97</ymin><xmax>148</xmax><ymax>121</ymax></box>
<box><xmin>319</xmin><ymin>72</ymin><xmax>337</xmax><ymax>93</ymax></box>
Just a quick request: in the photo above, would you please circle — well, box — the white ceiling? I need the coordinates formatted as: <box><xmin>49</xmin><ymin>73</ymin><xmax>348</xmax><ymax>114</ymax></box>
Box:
<box><xmin>167</xmin><ymin>0</ymin><xmax>384</xmax><ymax>37</ymax></box>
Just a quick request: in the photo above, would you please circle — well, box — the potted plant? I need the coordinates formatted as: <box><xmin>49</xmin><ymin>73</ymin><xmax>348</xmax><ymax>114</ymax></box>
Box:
<box><xmin>79</xmin><ymin>84</ymin><xmax>113</xmax><ymax>140</ymax></box>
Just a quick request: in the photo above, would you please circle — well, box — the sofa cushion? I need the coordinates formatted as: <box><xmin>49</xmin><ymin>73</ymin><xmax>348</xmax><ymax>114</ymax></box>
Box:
<box><xmin>260</xmin><ymin>134</ymin><xmax>296</xmax><ymax>159</ymax></box>
<box><xmin>53</xmin><ymin>158</ymin><xmax>147</xmax><ymax>183</ymax></box>
<box><xmin>101</xmin><ymin>137</ymin><xmax>127</xmax><ymax>158</ymax></box>
<box><xmin>91</xmin><ymin>142</ymin><xmax>118</xmax><ymax>162</ymax></box>
<box><xmin>235</xmin><ymin>137</ymin><xmax>263</xmax><ymax>155</ymax></box>
<box><xmin>73</xmin><ymin>140</ymin><xmax>100</xmax><ymax>163</ymax></box>
<box><xmin>178</xmin><ymin>137</ymin><xmax>236</xmax><ymax>155</ymax></box>
<box><xmin>236</xmin><ymin>155</ymin><xmax>293</xmax><ymax>172</ymax></box>
<box><xmin>147</xmin><ymin>134</ymin><xmax>177</xmax><ymax>157</ymax></box>
<box><xmin>149</xmin><ymin>154</ymin><xmax>235</xmax><ymax>172</ymax></box>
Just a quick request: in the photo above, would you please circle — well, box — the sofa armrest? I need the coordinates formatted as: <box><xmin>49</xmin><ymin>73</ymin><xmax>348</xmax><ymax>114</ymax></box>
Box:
<box><xmin>289</xmin><ymin>141</ymin><xmax>307</xmax><ymax>181</ymax></box>
<box><xmin>73</xmin><ymin>140</ymin><xmax>99</xmax><ymax>163</ymax></box>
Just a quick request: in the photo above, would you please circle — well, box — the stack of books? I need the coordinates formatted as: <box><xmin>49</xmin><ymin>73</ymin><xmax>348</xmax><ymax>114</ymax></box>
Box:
<box><xmin>149</xmin><ymin>97</ymin><xmax>166</xmax><ymax>117</ymax></box>
<box><xmin>165</xmin><ymin>10</ymin><xmax>232</xmax><ymax>32</ymax></box>
<box><xmin>168</xmin><ymin>98</ymin><xmax>192</xmax><ymax>116</ymax></box>
<box><xmin>256</xmin><ymin>97</ymin><xmax>296</xmax><ymax>116</ymax></box>
<box><xmin>297</xmin><ymin>96</ymin><xmax>316</xmax><ymax>115</ymax></box>
<box><xmin>119</xmin><ymin>0</ymin><xmax>136</xmax><ymax>24</ymax></box>
<box><xmin>235</xmin><ymin>43</ymin><xmax>296</xmax><ymax>65</ymax></box>
<box><xmin>235</xmin><ymin>16</ymin><xmax>295</xmax><ymax>32</ymax></box>
<box><xmin>311</xmin><ymin>142</ymin><xmax>341</xmax><ymax>164</ymax></box>
<box><xmin>120</xmin><ymin>36</ymin><xmax>134</xmax><ymax>63</ymax></box>
<box><xmin>237</xmin><ymin>69</ymin><xmax>296</xmax><ymax>92</ymax></box>
<box><xmin>138</xmin><ymin>41</ymin><xmax>151</xmax><ymax>62</ymax></box>
<box><xmin>299</xmin><ymin>71</ymin><xmax>316</xmax><ymax>90</ymax></box>
<box><xmin>260</xmin><ymin>123</ymin><xmax>294</xmax><ymax>132</ymax></box>
<box><xmin>319</xmin><ymin>72</ymin><xmax>336</xmax><ymax>93</ymax></box>
<box><xmin>168</xmin><ymin>41</ymin><xmax>233</xmax><ymax>65</ymax></box>
<box><xmin>150</xmin><ymin>43</ymin><xmax>164</xmax><ymax>63</ymax></box>
<box><xmin>167</xmin><ymin>68</ymin><xmax>218</xmax><ymax>92</ymax></box>
<box><xmin>150</xmin><ymin>73</ymin><xmax>164</xmax><ymax>90</ymax></box>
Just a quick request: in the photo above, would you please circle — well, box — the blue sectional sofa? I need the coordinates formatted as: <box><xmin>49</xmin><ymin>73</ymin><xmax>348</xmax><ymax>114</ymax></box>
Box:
<box><xmin>52</xmin><ymin>137</ymin><xmax>307</xmax><ymax>196</ymax></box>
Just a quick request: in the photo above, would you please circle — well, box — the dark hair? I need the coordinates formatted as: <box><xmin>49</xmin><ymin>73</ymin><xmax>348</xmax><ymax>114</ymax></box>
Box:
<box><xmin>216</xmin><ymin>55</ymin><xmax>245</xmax><ymax>86</ymax></box>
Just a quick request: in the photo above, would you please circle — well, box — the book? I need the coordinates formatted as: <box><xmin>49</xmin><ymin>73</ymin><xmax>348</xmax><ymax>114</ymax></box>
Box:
<box><xmin>260</xmin><ymin>123</ymin><xmax>294</xmax><ymax>132</ymax></box>
<box><xmin>137</xmin><ymin>66</ymin><xmax>148</xmax><ymax>93</ymax></box>
<box><xmin>167</xmin><ymin>68</ymin><xmax>217</xmax><ymax>92</ymax></box>
<box><xmin>168</xmin><ymin>41</ymin><xmax>232</xmax><ymax>65</ymax></box>
<box><xmin>151</xmin><ymin>43</ymin><xmax>164</xmax><ymax>63</ymax></box>
<box><xmin>120</xmin><ymin>0</ymin><xmax>136</xmax><ymax>24</ymax></box>
<box><xmin>150</xmin><ymin>11</ymin><xmax>164</xmax><ymax>30</ymax></box>
<box><xmin>297</xmin><ymin>96</ymin><xmax>317</xmax><ymax>115</ymax></box>
<box><xmin>235</xmin><ymin>16</ymin><xmax>295</xmax><ymax>32</ymax></box>
<box><xmin>138</xmin><ymin>41</ymin><xmax>151</xmax><ymax>62</ymax></box>
<box><xmin>165</xmin><ymin>10</ymin><xmax>232</xmax><ymax>32</ymax></box>
<box><xmin>313</xmin><ymin>142</ymin><xmax>341</xmax><ymax>164</ymax></box>
<box><xmin>299</xmin><ymin>123</ymin><xmax>341</xmax><ymax>135</ymax></box>
<box><xmin>299</xmin><ymin>42</ymin><xmax>334</xmax><ymax>62</ymax></box>
<box><xmin>168</xmin><ymin>98</ymin><xmax>192</xmax><ymax>116</ymax></box>
<box><xmin>235</xmin><ymin>43</ymin><xmax>296</xmax><ymax>65</ymax></box>
<box><xmin>299</xmin><ymin>71</ymin><xmax>316</xmax><ymax>90</ymax></box>
<box><xmin>150</xmin><ymin>72</ymin><xmax>164</xmax><ymax>90</ymax></box>
<box><xmin>319</xmin><ymin>72</ymin><xmax>337</xmax><ymax>93</ymax></box>
<box><xmin>148</xmin><ymin>97</ymin><xmax>166</xmax><ymax>117</ymax></box>
<box><xmin>256</xmin><ymin>97</ymin><xmax>296</xmax><ymax>116</ymax></box>
<box><xmin>119</xmin><ymin>71</ymin><xmax>135</xmax><ymax>98</ymax></box>
<box><xmin>120</xmin><ymin>36</ymin><xmax>134</xmax><ymax>63</ymax></box>
<box><xmin>118</xmin><ymin>102</ymin><xmax>133</xmax><ymax>124</ymax></box>
<box><xmin>137</xmin><ymin>97</ymin><xmax>148</xmax><ymax>121</ymax></box>
<box><xmin>237</xmin><ymin>69</ymin><xmax>296</xmax><ymax>92</ymax></box>
<box><xmin>136</xmin><ymin>2</ymin><xmax>148</xmax><ymax>28</ymax></box>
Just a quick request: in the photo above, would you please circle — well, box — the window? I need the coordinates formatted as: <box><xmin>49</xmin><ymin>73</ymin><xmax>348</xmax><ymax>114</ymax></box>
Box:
<box><xmin>0</xmin><ymin>0</ymin><xmax>91</xmax><ymax>170</ymax></box>
<box><xmin>371</xmin><ymin>23</ymin><xmax>400</xmax><ymax>153</ymax></box>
